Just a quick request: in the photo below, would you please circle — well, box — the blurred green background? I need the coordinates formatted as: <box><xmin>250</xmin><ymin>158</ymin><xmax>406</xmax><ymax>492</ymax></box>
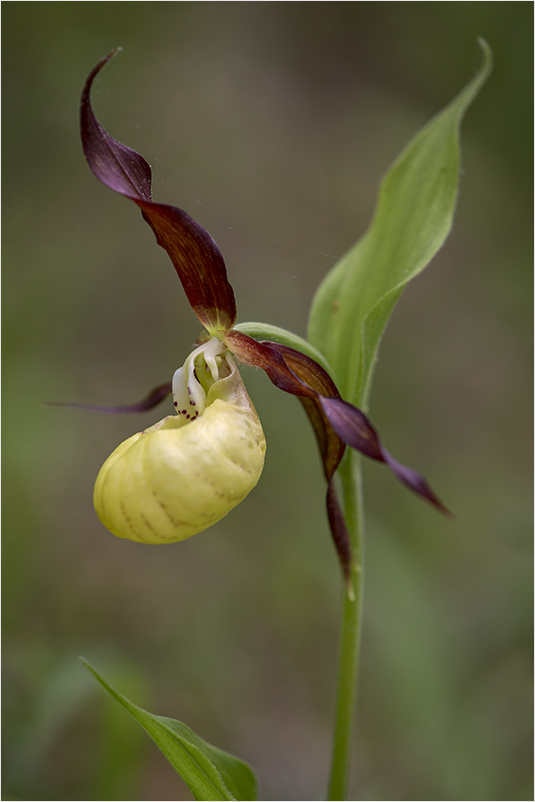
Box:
<box><xmin>3</xmin><ymin>3</ymin><xmax>532</xmax><ymax>800</ymax></box>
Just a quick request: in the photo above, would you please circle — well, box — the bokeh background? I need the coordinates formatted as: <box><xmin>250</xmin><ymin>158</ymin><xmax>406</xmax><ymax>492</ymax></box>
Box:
<box><xmin>3</xmin><ymin>3</ymin><xmax>532</xmax><ymax>800</ymax></box>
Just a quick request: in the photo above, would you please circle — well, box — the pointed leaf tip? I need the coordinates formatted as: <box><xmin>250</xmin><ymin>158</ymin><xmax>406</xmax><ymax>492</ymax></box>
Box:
<box><xmin>308</xmin><ymin>39</ymin><xmax>492</xmax><ymax>407</ymax></box>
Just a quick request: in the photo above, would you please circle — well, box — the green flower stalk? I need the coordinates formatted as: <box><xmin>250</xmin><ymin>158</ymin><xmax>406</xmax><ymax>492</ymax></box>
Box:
<box><xmin>94</xmin><ymin>338</ymin><xmax>266</xmax><ymax>543</ymax></box>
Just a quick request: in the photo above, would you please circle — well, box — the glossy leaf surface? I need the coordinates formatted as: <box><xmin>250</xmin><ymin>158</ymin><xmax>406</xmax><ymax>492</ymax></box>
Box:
<box><xmin>308</xmin><ymin>40</ymin><xmax>492</xmax><ymax>408</ymax></box>
<box><xmin>81</xmin><ymin>659</ymin><xmax>257</xmax><ymax>801</ymax></box>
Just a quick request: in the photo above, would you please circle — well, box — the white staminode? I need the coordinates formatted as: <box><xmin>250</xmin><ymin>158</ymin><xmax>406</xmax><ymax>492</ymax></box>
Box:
<box><xmin>172</xmin><ymin>337</ymin><xmax>227</xmax><ymax>423</ymax></box>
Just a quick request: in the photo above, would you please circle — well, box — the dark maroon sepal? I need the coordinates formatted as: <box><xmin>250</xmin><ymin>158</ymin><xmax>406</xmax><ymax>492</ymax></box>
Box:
<box><xmin>79</xmin><ymin>50</ymin><xmax>152</xmax><ymax>202</ymax></box>
<box><xmin>45</xmin><ymin>381</ymin><xmax>172</xmax><ymax>414</ymax></box>
<box><xmin>80</xmin><ymin>50</ymin><xmax>237</xmax><ymax>332</ymax></box>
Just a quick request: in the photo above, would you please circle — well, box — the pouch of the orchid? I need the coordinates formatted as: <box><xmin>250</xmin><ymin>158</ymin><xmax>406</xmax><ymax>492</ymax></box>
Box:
<box><xmin>93</xmin><ymin>338</ymin><xmax>266</xmax><ymax>543</ymax></box>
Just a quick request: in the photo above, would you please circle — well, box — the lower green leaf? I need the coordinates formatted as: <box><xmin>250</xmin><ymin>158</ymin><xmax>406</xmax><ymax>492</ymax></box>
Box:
<box><xmin>80</xmin><ymin>658</ymin><xmax>257</xmax><ymax>801</ymax></box>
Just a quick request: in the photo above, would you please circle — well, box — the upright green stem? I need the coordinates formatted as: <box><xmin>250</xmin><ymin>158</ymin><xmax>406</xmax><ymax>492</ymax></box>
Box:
<box><xmin>327</xmin><ymin>451</ymin><xmax>365</xmax><ymax>800</ymax></box>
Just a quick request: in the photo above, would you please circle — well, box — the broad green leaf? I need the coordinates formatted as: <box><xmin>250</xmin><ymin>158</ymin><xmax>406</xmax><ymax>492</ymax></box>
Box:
<box><xmin>308</xmin><ymin>39</ymin><xmax>492</xmax><ymax>409</ymax></box>
<box><xmin>80</xmin><ymin>659</ymin><xmax>257</xmax><ymax>801</ymax></box>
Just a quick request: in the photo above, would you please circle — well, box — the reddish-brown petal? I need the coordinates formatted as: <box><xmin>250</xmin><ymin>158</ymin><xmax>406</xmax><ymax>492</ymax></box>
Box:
<box><xmin>226</xmin><ymin>330</ymin><xmax>352</xmax><ymax>578</ymax></box>
<box><xmin>326</xmin><ymin>479</ymin><xmax>354</xmax><ymax>589</ymax></box>
<box><xmin>263</xmin><ymin>343</ymin><xmax>357</xmax><ymax>580</ymax></box>
<box><xmin>253</xmin><ymin>342</ymin><xmax>450</xmax><ymax>516</ymax></box>
<box><xmin>319</xmin><ymin>397</ymin><xmax>384</xmax><ymax>462</ymax></box>
<box><xmin>227</xmin><ymin>331</ymin><xmax>450</xmax><ymax>516</ymax></box>
<box><xmin>381</xmin><ymin>450</ymin><xmax>452</xmax><ymax>517</ymax></box>
<box><xmin>225</xmin><ymin>330</ymin><xmax>317</xmax><ymax>398</ymax></box>
<box><xmin>262</xmin><ymin>342</ymin><xmax>347</xmax><ymax>481</ymax></box>
<box><xmin>80</xmin><ymin>51</ymin><xmax>236</xmax><ymax>332</ymax></box>
<box><xmin>226</xmin><ymin>332</ymin><xmax>345</xmax><ymax>480</ymax></box>
<box><xmin>298</xmin><ymin>396</ymin><xmax>346</xmax><ymax>482</ymax></box>
<box><xmin>46</xmin><ymin>382</ymin><xmax>172</xmax><ymax>415</ymax></box>
<box><xmin>321</xmin><ymin>396</ymin><xmax>451</xmax><ymax>516</ymax></box>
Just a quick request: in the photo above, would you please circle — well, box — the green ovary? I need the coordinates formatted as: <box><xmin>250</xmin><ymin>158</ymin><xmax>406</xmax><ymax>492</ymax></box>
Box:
<box><xmin>93</xmin><ymin>398</ymin><xmax>266</xmax><ymax>543</ymax></box>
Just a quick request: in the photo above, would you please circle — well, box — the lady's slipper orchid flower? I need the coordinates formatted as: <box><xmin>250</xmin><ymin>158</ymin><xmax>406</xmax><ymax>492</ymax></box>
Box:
<box><xmin>80</xmin><ymin>50</ymin><xmax>448</xmax><ymax>582</ymax></box>
<box><xmin>94</xmin><ymin>339</ymin><xmax>266</xmax><ymax>543</ymax></box>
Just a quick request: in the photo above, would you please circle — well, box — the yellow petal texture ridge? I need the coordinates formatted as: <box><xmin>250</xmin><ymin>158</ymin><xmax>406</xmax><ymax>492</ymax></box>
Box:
<box><xmin>93</xmin><ymin>395</ymin><xmax>266</xmax><ymax>544</ymax></box>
